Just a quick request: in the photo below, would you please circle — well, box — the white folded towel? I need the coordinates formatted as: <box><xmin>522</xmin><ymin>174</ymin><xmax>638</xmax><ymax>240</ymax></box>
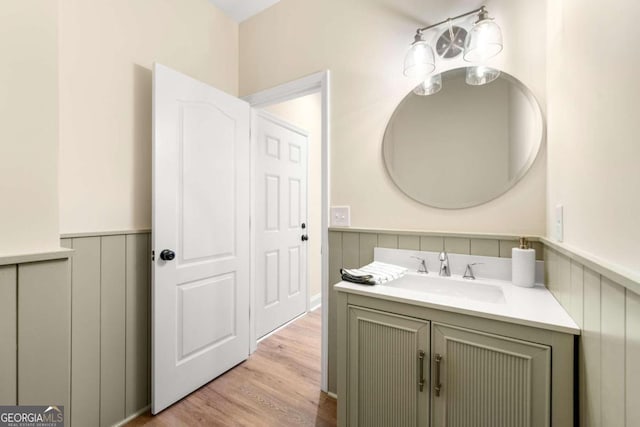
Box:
<box><xmin>341</xmin><ymin>261</ymin><xmax>407</xmax><ymax>285</ymax></box>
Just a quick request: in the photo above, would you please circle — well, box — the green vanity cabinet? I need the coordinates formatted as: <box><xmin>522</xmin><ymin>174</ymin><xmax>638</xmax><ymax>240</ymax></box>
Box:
<box><xmin>337</xmin><ymin>290</ymin><xmax>575</xmax><ymax>427</ymax></box>
<box><xmin>347</xmin><ymin>307</ymin><xmax>430</xmax><ymax>426</ymax></box>
<box><xmin>431</xmin><ymin>323</ymin><xmax>551</xmax><ymax>427</ymax></box>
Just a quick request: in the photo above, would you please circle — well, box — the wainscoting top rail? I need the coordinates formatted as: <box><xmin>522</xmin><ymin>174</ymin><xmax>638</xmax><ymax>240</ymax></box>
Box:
<box><xmin>0</xmin><ymin>247</ymin><xmax>74</xmax><ymax>267</ymax></box>
<box><xmin>328</xmin><ymin>227</ymin><xmax>538</xmax><ymax>241</ymax></box>
<box><xmin>540</xmin><ymin>237</ymin><xmax>640</xmax><ymax>295</ymax></box>
<box><xmin>60</xmin><ymin>229</ymin><xmax>152</xmax><ymax>239</ymax></box>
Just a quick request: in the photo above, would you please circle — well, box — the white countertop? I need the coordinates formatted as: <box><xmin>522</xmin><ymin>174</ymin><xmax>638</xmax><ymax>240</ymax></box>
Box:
<box><xmin>335</xmin><ymin>272</ymin><xmax>580</xmax><ymax>335</ymax></box>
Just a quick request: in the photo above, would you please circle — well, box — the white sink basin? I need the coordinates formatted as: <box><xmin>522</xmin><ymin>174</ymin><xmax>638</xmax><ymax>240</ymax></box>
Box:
<box><xmin>384</xmin><ymin>274</ymin><xmax>506</xmax><ymax>304</ymax></box>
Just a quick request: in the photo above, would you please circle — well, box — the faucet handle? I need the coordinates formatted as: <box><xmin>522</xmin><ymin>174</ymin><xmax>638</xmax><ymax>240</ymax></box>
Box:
<box><xmin>410</xmin><ymin>256</ymin><xmax>428</xmax><ymax>274</ymax></box>
<box><xmin>463</xmin><ymin>262</ymin><xmax>483</xmax><ymax>280</ymax></box>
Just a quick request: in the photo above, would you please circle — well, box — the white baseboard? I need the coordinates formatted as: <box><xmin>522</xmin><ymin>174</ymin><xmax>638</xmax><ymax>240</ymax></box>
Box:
<box><xmin>257</xmin><ymin>311</ymin><xmax>307</xmax><ymax>343</ymax></box>
<box><xmin>309</xmin><ymin>292</ymin><xmax>321</xmax><ymax>311</ymax></box>
<box><xmin>327</xmin><ymin>391</ymin><xmax>337</xmax><ymax>400</ymax></box>
<box><xmin>113</xmin><ymin>405</ymin><xmax>150</xmax><ymax>427</ymax></box>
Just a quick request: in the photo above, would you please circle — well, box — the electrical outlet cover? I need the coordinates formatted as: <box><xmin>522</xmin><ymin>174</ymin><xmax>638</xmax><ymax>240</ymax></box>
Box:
<box><xmin>330</xmin><ymin>206</ymin><xmax>351</xmax><ymax>227</ymax></box>
<box><xmin>555</xmin><ymin>204</ymin><xmax>564</xmax><ymax>242</ymax></box>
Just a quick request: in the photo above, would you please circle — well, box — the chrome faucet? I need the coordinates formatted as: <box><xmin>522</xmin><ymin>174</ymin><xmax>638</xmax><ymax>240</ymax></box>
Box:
<box><xmin>411</xmin><ymin>256</ymin><xmax>428</xmax><ymax>274</ymax></box>
<box><xmin>438</xmin><ymin>252</ymin><xmax>450</xmax><ymax>277</ymax></box>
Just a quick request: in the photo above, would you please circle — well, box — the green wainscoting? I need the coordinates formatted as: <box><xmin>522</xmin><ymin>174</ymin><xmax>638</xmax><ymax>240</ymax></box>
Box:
<box><xmin>61</xmin><ymin>232</ymin><xmax>151</xmax><ymax>426</ymax></box>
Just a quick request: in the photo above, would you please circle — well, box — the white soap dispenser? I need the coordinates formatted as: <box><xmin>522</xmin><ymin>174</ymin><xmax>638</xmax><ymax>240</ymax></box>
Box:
<box><xmin>512</xmin><ymin>237</ymin><xmax>536</xmax><ymax>287</ymax></box>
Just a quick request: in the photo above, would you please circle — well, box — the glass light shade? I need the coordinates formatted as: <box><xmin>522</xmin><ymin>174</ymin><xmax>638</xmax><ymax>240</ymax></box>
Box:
<box><xmin>463</xmin><ymin>19</ymin><xmax>503</xmax><ymax>62</ymax></box>
<box><xmin>403</xmin><ymin>40</ymin><xmax>436</xmax><ymax>78</ymax></box>
<box><xmin>465</xmin><ymin>66</ymin><xmax>501</xmax><ymax>85</ymax></box>
<box><xmin>413</xmin><ymin>73</ymin><xmax>442</xmax><ymax>96</ymax></box>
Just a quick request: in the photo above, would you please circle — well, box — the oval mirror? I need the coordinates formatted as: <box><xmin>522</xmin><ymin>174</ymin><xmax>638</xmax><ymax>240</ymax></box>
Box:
<box><xmin>383</xmin><ymin>68</ymin><xmax>544</xmax><ymax>209</ymax></box>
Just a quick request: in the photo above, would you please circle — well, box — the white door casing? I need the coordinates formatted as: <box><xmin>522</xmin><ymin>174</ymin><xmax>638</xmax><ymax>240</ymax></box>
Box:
<box><xmin>254</xmin><ymin>110</ymin><xmax>308</xmax><ymax>339</ymax></box>
<box><xmin>152</xmin><ymin>63</ymin><xmax>250</xmax><ymax>413</ymax></box>
<box><xmin>242</xmin><ymin>70</ymin><xmax>329</xmax><ymax>389</ymax></box>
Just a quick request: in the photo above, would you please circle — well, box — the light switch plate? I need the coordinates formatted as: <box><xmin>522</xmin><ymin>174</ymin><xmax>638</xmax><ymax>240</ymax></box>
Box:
<box><xmin>555</xmin><ymin>204</ymin><xmax>564</xmax><ymax>242</ymax></box>
<box><xmin>330</xmin><ymin>206</ymin><xmax>351</xmax><ymax>227</ymax></box>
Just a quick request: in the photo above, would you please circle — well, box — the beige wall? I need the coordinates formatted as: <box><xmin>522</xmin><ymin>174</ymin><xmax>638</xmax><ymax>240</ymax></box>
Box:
<box><xmin>546</xmin><ymin>1</ymin><xmax>640</xmax><ymax>273</ymax></box>
<box><xmin>58</xmin><ymin>0</ymin><xmax>239</xmax><ymax>234</ymax></box>
<box><xmin>265</xmin><ymin>94</ymin><xmax>323</xmax><ymax>299</ymax></box>
<box><xmin>0</xmin><ymin>1</ymin><xmax>60</xmax><ymax>255</ymax></box>
<box><xmin>240</xmin><ymin>0</ymin><xmax>547</xmax><ymax>236</ymax></box>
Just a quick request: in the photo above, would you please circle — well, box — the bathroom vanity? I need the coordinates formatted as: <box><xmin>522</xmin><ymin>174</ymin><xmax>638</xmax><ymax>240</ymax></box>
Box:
<box><xmin>336</xmin><ymin>248</ymin><xmax>579</xmax><ymax>427</ymax></box>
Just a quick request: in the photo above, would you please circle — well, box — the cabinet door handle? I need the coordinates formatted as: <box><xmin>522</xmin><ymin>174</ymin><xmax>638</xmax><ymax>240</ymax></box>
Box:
<box><xmin>418</xmin><ymin>350</ymin><xmax>425</xmax><ymax>392</ymax></box>
<box><xmin>434</xmin><ymin>353</ymin><xmax>443</xmax><ymax>397</ymax></box>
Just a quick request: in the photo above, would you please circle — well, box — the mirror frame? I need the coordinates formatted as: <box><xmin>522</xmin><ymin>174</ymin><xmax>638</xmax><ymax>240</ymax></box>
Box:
<box><xmin>382</xmin><ymin>68</ymin><xmax>546</xmax><ymax>209</ymax></box>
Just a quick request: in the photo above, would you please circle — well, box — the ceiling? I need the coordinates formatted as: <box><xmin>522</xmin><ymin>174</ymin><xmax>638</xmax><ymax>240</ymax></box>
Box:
<box><xmin>208</xmin><ymin>0</ymin><xmax>281</xmax><ymax>22</ymax></box>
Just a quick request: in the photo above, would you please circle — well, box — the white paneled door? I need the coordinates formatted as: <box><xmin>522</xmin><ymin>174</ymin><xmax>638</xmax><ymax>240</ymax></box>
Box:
<box><xmin>152</xmin><ymin>64</ymin><xmax>250</xmax><ymax>413</ymax></box>
<box><xmin>254</xmin><ymin>111</ymin><xmax>308</xmax><ymax>339</ymax></box>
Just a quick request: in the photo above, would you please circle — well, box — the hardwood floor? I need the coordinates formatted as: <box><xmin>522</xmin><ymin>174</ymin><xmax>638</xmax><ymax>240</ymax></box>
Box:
<box><xmin>127</xmin><ymin>309</ymin><xmax>336</xmax><ymax>426</ymax></box>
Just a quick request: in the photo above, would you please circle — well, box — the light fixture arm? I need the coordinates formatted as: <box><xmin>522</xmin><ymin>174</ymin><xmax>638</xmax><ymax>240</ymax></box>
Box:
<box><xmin>414</xmin><ymin>6</ymin><xmax>487</xmax><ymax>38</ymax></box>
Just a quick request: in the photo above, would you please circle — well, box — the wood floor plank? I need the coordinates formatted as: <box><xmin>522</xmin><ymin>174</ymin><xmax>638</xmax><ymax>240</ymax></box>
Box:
<box><xmin>126</xmin><ymin>310</ymin><xmax>336</xmax><ymax>426</ymax></box>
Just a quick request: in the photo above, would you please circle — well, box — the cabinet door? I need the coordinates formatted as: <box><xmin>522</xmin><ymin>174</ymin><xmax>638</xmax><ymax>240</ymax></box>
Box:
<box><xmin>432</xmin><ymin>323</ymin><xmax>550</xmax><ymax>427</ymax></box>
<box><xmin>348</xmin><ymin>306</ymin><xmax>429</xmax><ymax>426</ymax></box>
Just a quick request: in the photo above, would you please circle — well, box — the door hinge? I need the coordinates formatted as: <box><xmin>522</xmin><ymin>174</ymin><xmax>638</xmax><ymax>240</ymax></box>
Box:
<box><xmin>151</xmin><ymin>250</ymin><xmax>155</xmax><ymax>261</ymax></box>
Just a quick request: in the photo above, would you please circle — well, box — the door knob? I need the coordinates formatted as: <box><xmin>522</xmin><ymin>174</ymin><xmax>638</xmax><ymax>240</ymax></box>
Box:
<box><xmin>301</xmin><ymin>235</ymin><xmax>309</xmax><ymax>242</ymax></box>
<box><xmin>160</xmin><ymin>249</ymin><xmax>176</xmax><ymax>261</ymax></box>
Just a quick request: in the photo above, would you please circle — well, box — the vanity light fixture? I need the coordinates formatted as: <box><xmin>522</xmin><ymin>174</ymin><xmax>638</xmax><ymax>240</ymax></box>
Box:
<box><xmin>413</xmin><ymin>73</ymin><xmax>442</xmax><ymax>95</ymax></box>
<box><xmin>403</xmin><ymin>32</ymin><xmax>436</xmax><ymax>78</ymax></box>
<box><xmin>465</xmin><ymin>66</ymin><xmax>501</xmax><ymax>86</ymax></box>
<box><xmin>463</xmin><ymin>8</ymin><xmax>504</xmax><ymax>62</ymax></box>
<box><xmin>403</xmin><ymin>5</ymin><xmax>503</xmax><ymax>91</ymax></box>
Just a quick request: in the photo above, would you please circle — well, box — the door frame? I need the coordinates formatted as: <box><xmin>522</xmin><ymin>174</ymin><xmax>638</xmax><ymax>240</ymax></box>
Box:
<box><xmin>243</xmin><ymin>70</ymin><xmax>330</xmax><ymax>392</ymax></box>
